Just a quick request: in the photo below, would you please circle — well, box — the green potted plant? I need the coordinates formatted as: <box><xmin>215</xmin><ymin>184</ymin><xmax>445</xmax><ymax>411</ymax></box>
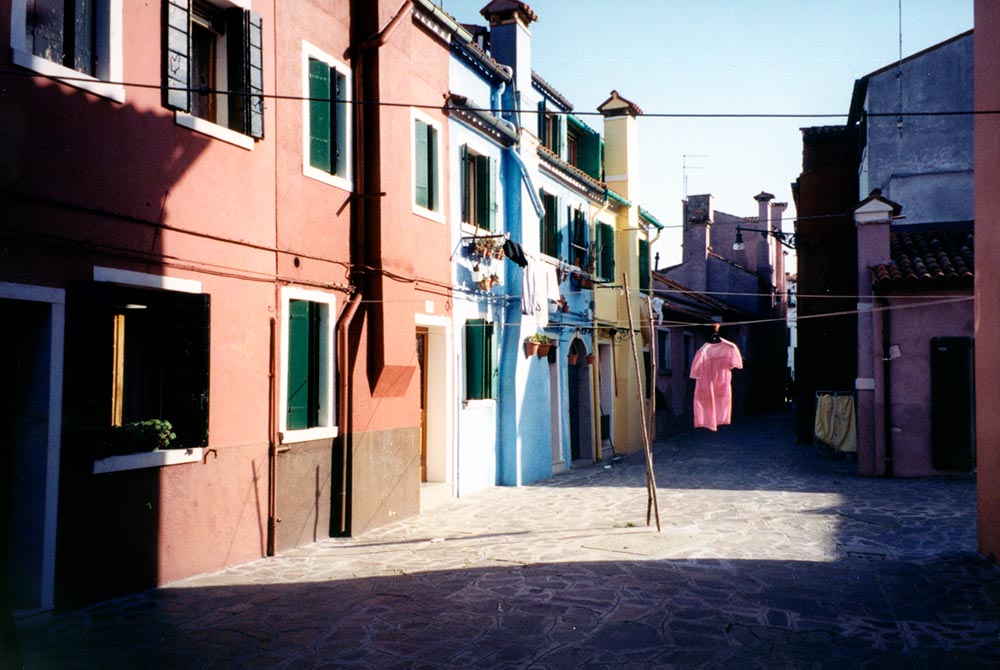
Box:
<box><xmin>109</xmin><ymin>419</ymin><xmax>177</xmax><ymax>454</ymax></box>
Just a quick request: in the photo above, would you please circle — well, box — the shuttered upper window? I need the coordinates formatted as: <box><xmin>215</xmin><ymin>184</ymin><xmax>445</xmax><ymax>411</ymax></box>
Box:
<box><xmin>412</xmin><ymin>110</ymin><xmax>443</xmax><ymax>221</ymax></box>
<box><xmin>597</xmin><ymin>223</ymin><xmax>615</xmax><ymax>282</ymax></box>
<box><xmin>540</xmin><ymin>192</ymin><xmax>561</xmax><ymax>259</ymax></box>
<box><xmin>303</xmin><ymin>43</ymin><xmax>351</xmax><ymax>189</ymax></box>
<box><xmin>165</xmin><ymin>0</ymin><xmax>264</xmax><ymax>144</ymax></box>
<box><xmin>460</xmin><ymin>145</ymin><xmax>497</xmax><ymax>232</ymax></box>
<box><xmin>638</xmin><ymin>237</ymin><xmax>650</xmax><ymax>292</ymax></box>
<box><xmin>10</xmin><ymin>0</ymin><xmax>124</xmax><ymax>101</ymax></box>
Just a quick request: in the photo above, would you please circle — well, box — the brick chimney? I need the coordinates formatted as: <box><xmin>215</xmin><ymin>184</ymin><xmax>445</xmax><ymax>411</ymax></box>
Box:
<box><xmin>682</xmin><ymin>194</ymin><xmax>713</xmax><ymax>292</ymax></box>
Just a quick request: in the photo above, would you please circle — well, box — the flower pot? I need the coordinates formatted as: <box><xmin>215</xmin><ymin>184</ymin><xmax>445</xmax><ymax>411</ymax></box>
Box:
<box><xmin>536</xmin><ymin>343</ymin><xmax>551</xmax><ymax>358</ymax></box>
<box><xmin>567</xmin><ymin>353</ymin><xmax>579</xmax><ymax>365</ymax></box>
<box><xmin>586</xmin><ymin>354</ymin><xmax>595</xmax><ymax>364</ymax></box>
<box><xmin>524</xmin><ymin>340</ymin><xmax>539</xmax><ymax>358</ymax></box>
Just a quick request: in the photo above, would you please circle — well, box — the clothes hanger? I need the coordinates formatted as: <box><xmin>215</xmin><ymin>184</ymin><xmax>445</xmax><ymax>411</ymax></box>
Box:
<box><xmin>709</xmin><ymin>323</ymin><xmax>722</xmax><ymax>344</ymax></box>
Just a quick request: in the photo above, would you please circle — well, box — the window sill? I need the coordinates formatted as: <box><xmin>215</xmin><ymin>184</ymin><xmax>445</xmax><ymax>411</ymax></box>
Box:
<box><xmin>412</xmin><ymin>204</ymin><xmax>446</xmax><ymax>225</ymax></box>
<box><xmin>280</xmin><ymin>426</ymin><xmax>339</xmax><ymax>445</ymax></box>
<box><xmin>93</xmin><ymin>448</ymin><xmax>204</xmax><ymax>474</ymax></box>
<box><xmin>12</xmin><ymin>49</ymin><xmax>125</xmax><ymax>103</ymax></box>
<box><xmin>303</xmin><ymin>164</ymin><xmax>352</xmax><ymax>192</ymax></box>
<box><xmin>175</xmin><ymin>112</ymin><xmax>254</xmax><ymax>150</ymax></box>
<box><xmin>463</xmin><ymin>399</ymin><xmax>496</xmax><ymax>409</ymax></box>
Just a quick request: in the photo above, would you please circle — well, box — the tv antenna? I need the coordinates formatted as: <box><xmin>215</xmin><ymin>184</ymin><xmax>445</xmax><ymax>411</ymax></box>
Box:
<box><xmin>683</xmin><ymin>154</ymin><xmax>707</xmax><ymax>197</ymax></box>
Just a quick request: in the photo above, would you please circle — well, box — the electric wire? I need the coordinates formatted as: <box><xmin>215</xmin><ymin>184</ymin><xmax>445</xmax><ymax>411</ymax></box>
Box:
<box><xmin>2</xmin><ymin>68</ymin><xmax>996</xmax><ymax>119</ymax></box>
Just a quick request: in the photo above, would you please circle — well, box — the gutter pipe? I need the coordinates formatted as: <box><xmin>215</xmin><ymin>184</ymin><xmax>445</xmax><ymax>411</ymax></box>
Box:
<box><xmin>336</xmin><ymin>292</ymin><xmax>362</xmax><ymax>534</ymax></box>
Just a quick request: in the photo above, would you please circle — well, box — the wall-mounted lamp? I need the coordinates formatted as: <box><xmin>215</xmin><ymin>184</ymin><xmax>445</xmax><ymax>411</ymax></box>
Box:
<box><xmin>733</xmin><ymin>225</ymin><xmax>797</xmax><ymax>251</ymax></box>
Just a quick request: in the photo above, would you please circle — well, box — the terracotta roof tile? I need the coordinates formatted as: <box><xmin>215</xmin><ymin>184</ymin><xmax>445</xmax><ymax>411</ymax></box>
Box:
<box><xmin>870</xmin><ymin>227</ymin><xmax>974</xmax><ymax>289</ymax></box>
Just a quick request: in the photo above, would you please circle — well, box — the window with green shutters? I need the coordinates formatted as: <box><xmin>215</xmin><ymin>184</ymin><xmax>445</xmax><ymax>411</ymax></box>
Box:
<box><xmin>540</xmin><ymin>192</ymin><xmax>562</xmax><ymax>258</ymax></box>
<box><xmin>414</xmin><ymin>117</ymin><xmax>440</xmax><ymax>213</ymax></box>
<box><xmin>570</xmin><ymin>207</ymin><xmax>589</xmax><ymax>268</ymax></box>
<box><xmin>597</xmin><ymin>223</ymin><xmax>616</xmax><ymax>281</ymax></box>
<box><xmin>308</xmin><ymin>56</ymin><xmax>348</xmax><ymax>178</ymax></box>
<box><xmin>638</xmin><ymin>238</ymin><xmax>651</xmax><ymax>292</ymax></box>
<box><xmin>460</xmin><ymin>145</ymin><xmax>497</xmax><ymax>232</ymax></box>
<box><xmin>537</xmin><ymin>99</ymin><xmax>562</xmax><ymax>156</ymax></box>
<box><xmin>286</xmin><ymin>300</ymin><xmax>321</xmax><ymax>430</ymax></box>
<box><xmin>465</xmin><ymin>319</ymin><xmax>496</xmax><ymax>400</ymax></box>
<box><xmin>283</xmin><ymin>290</ymin><xmax>336</xmax><ymax>438</ymax></box>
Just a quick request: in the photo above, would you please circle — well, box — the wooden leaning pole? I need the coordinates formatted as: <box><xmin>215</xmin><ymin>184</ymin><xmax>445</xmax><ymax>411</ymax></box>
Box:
<box><xmin>622</xmin><ymin>274</ymin><xmax>661</xmax><ymax>531</ymax></box>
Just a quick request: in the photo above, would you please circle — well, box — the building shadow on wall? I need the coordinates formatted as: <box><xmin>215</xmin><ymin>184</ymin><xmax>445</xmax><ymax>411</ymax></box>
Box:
<box><xmin>1</xmin><ymin>69</ymin><xmax>212</xmax><ymax>610</ymax></box>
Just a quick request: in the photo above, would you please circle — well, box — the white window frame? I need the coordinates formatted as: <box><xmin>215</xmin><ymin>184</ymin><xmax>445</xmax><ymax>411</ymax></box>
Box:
<box><xmin>279</xmin><ymin>286</ymin><xmax>338</xmax><ymax>444</ymax></box>
<box><xmin>9</xmin><ymin>0</ymin><xmax>124</xmax><ymax>103</ymax></box>
<box><xmin>301</xmin><ymin>40</ymin><xmax>352</xmax><ymax>191</ymax></box>
<box><xmin>411</xmin><ymin>107</ymin><xmax>445</xmax><ymax>224</ymax></box>
<box><xmin>173</xmin><ymin>0</ymin><xmax>255</xmax><ymax>151</ymax></box>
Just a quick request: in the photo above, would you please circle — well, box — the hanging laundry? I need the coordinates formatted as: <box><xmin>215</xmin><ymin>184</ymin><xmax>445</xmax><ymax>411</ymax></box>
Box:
<box><xmin>814</xmin><ymin>392</ymin><xmax>856</xmax><ymax>453</ymax></box>
<box><xmin>690</xmin><ymin>338</ymin><xmax>743</xmax><ymax>431</ymax></box>
<box><xmin>503</xmin><ymin>239</ymin><xmax>528</xmax><ymax>267</ymax></box>
<box><xmin>521</xmin><ymin>256</ymin><xmax>538</xmax><ymax>317</ymax></box>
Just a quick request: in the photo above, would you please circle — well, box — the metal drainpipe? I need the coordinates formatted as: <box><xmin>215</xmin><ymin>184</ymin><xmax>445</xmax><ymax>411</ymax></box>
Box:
<box><xmin>880</xmin><ymin>295</ymin><xmax>894</xmax><ymax>477</ymax></box>
<box><xmin>266</xmin><ymin>316</ymin><xmax>279</xmax><ymax>555</ymax></box>
<box><xmin>336</xmin><ymin>291</ymin><xmax>362</xmax><ymax>534</ymax></box>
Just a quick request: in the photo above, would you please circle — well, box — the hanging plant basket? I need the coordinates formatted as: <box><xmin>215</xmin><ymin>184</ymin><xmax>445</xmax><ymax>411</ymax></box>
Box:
<box><xmin>567</xmin><ymin>353</ymin><xmax>579</xmax><ymax>365</ymax></box>
<box><xmin>586</xmin><ymin>354</ymin><xmax>596</xmax><ymax>364</ymax></box>
<box><xmin>524</xmin><ymin>340</ymin><xmax>540</xmax><ymax>357</ymax></box>
<box><xmin>536</xmin><ymin>343</ymin><xmax>552</xmax><ymax>358</ymax></box>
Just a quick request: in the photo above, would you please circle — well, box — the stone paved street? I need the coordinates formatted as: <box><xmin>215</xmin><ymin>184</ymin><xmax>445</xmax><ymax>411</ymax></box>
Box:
<box><xmin>10</xmin><ymin>413</ymin><xmax>1000</xmax><ymax>669</ymax></box>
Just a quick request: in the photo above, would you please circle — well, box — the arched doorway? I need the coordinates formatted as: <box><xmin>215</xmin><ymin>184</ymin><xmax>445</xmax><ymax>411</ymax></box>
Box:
<box><xmin>567</xmin><ymin>338</ymin><xmax>594</xmax><ymax>462</ymax></box>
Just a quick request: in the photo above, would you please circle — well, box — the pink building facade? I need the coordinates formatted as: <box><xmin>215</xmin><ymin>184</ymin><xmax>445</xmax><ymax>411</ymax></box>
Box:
<box><xmin>1</xmin><ymin>0</ymin><xmax>451</xmax><ymax>609</ymax></box>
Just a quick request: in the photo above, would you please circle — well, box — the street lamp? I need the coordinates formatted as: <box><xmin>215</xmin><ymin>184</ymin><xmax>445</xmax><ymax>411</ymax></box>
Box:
<box><xmin>732</xmin><ymin>225</ymin><xmax>797</xmax><ymax>251</ymax></box>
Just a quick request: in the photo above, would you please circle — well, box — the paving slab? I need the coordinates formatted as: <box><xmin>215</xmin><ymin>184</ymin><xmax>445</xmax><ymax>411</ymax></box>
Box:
<box><xmin>10</xmin><ymin>413</ymin><xmax>1000</xmax><ymax>669</ymax></box>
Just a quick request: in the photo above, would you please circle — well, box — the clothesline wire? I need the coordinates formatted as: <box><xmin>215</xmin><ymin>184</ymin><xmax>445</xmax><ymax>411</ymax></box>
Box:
<box><xmin>383</xmin><ymin>293</ymin><xmax>973</xmax><ymax>332</ymax></box>
<box><xmin>6</xmin><ymin>69</ymin><xmax>999</xmax><ymax>119</ymax></box>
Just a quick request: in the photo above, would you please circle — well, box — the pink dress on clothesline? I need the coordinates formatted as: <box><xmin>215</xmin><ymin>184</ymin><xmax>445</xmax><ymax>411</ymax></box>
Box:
<box><xmin>690</xmin><ymin>339</ymin><xmax>743</xmax><ymax>431</ymax></box>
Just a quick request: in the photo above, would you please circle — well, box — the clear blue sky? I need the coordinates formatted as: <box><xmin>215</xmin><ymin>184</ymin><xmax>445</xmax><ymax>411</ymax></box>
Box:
<box><xmin>438</xmin><ymin>0</ymin><xmax>973</xmax><ymax>267</ymax></box>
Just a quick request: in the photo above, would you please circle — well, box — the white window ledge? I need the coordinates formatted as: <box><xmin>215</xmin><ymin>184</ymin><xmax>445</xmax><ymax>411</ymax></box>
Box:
<box><xmin>175</xmin><ymin>112</ymin><xmax>254</xmax><ymax>150</ymax></box>
<box><xmin>412</xmin><ymin>204</ymin><xmax>446</xmax><ymax>225</ymax></box>
<box><xmin>280</xmin><ymin>426</ymin><xmax>339</xmax><ymax>445</ymax></box>
<box><xmin>462</xmin><ymin>399</ymin><xmax>496</xmax><ymax>409</ymax></box>
<box><xmin>93</xmin><ymin>448</ymin><xmax>204</xmax><ymax>474</ymax></box>
<box><xmin>12</xmin><ymin>49</ymin><xmax>125</xmax><ymax>103</ymax></box>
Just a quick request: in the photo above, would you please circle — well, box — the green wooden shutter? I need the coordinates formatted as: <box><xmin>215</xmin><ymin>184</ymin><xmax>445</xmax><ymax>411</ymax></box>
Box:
<box><xmin>465</xmin><ymin>319</ymin><xmax>486</xmax><ymax>400</ymax></box>
<box><xmin>552</xmin><ymin>114</ymin><xmax>563</xmax><ymax>155</ymax></box>
<box><xmin>333</xmin><ymin>70</ymin><xmax>347</xmax><ymax>176</ymax></box>
<box><xmin>580</xmin><ymin>129</ymin><xmax>601</xmax><ymax>179</ymax></box>
<box><xmin>599</xmin><ymin>223</ymin><xmax>615</xmax><ymax>281</ymax></box>
<box><xmin>459</xmin><ymin>144</ymin><xmax>469</xmax><ymax>223</ymax></box>
<box><xmin>487</xmin><ymin>155</ymin><xmax>498</xmax><ymax>232</ymax></box>
<box><xmin>287</xmin><ymin>300</ymin><xmax>312</xmax><ymax>430</ymax></box>
<box><xmin>639</xmin><ymin>238</ymin><xmax>650</xmax><ymax>292</ymax></box>
<box><xmin>537</xmin><ymin>99</ymin><xmax>547</xmax><ymax>145</ymax></box>
<box><xmin>246</xmin><ymin>10</ymin><xmax>265</xmax><ymax>138</ymax></box>
<box><xmin>165</xmin><ymin>0</ymin><xmax>191</xmax><ymax>111</ymax></box>
<box><xmin>415</xmin><ymin>120</ymin><xmax>429</xmax><ymax>209</ymax></box>
<box><xmin>426</xmin><ymin>123</ymin><xmax>438</xmax><ymax>211</ymax></box>
<box><xmin>486</xmin><ymin>321</ymin><xmax>496</xmax><ymax>399</ymax></box>
<box><xmin>308</xmin><ymin>59</ymin><xmax>332</xmax><ymax>171</ymax></box>
<box><xmin>476</xmin><ymin>154</ymin><xmax>491</xmax><ymax>231</ymax></box>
